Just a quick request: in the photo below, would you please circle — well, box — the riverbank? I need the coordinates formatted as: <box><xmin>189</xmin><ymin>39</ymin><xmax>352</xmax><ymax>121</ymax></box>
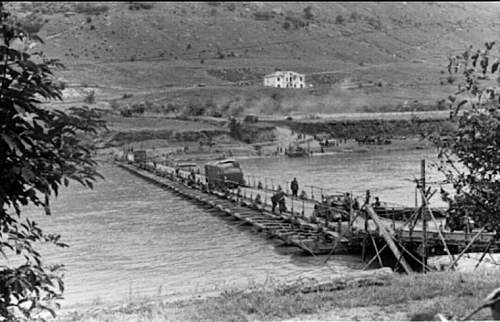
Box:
<box><xmin>100</xmin><ymin>111</ymin><xmax>446</xmax><ymax>163</ymax></box>
<box><xmin>57</xmin><ymin>269</ymin><xmax>499</xmax><ymax>321</ymax></box>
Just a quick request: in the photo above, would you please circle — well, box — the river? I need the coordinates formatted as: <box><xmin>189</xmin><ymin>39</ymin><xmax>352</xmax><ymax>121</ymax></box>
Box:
<box><xmin>26</xmin><ymin>149</ymin><xmax>444</xmax><ymax>308</ymax></box>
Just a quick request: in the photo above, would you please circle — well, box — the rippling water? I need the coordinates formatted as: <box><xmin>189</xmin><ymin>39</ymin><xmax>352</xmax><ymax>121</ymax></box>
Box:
<box><xmin>26</xmin><ymin>149</ymin><xmax>442</xmax><ymax>307</ymax></box>
<box><xmin>238</xmin><ymin>149</ymin><xmax>444</xmax><ymax>207</ymax></box>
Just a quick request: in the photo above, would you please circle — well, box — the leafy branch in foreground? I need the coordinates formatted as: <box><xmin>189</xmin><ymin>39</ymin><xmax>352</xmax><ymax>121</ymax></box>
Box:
<box><xmin>429</xmin><ymin>41</ymin><xmax>500</xmax><ymax>233</ymax></box>
<box><xmin>0</xmin><ymin>3</ymin><xmax>105</xmax><ymax>320</ymax></box>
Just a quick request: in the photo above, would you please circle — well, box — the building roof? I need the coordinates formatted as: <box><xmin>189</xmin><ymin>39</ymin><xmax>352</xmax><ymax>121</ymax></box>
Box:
<box><xmin>264</xmin><ymin>71</ymin><xmax>304</xmax><ymax>78</ymax></box>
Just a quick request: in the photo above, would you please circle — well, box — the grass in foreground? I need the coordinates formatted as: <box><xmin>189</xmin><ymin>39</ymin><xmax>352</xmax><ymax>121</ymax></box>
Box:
<box><xmin>57</xmin><ymin>271</ymin><xmax>500</xmax><ymax>321</ymax></box>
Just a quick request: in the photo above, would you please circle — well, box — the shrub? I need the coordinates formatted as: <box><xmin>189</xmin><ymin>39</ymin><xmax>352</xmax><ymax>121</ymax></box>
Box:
<box><xmin>244</xmin><ymin>115</ymin><xmax>259</xmax><ymax>123</ymax></box>
<box><xmin>447</xmin><ymin>75</ymin><xmax>456</xmax><ymax>84</ymax></box>
<box><xmin>128</xmin><ymin>2</ymin><xmax>154</xmax><ymax>10</ymax></box>
<box><xmin>120</xmin><ymin>109</ymin><xmax>133</xmax><ymax>117</ymax></box>
<box><xmin>83</xmin><ymin>90</ymin><xmax>96</xmax><ymax>104</ymax></box>
<box><xmin>184</xmin><ymin>102</ymin><xmax>206</xmax><ymax>116</ymax></box>
<box><xmin>284</xmin><ymin>14</ymin><xmax>308</xmax><ymax>29</ymax></box>
<box><xmin>226</xmin><ymin>2</ymin><xmax>236</xmax><ymax>11</ymax></box>
<box><xmin>130</xmin><ymin>103</ymin><xmax>145</xmax><ymax>114</ymax></box>
<box><xmin>229</xmin><ymin>117</ymin><xmax>242</xmax><ymax>140</ymax></box>
<box><xmin>74</xmin><ymin>3</ymin><xmax>109</xmax><ymax>15</ymax></box>
<box><xmin>349</xmin><ymin>11</ymin><xmax>360</xmax><ymax>22</ymax></box>
<box><xmin>303</xmin><ymin>5</ymin><xmax>314</xmax><ymax>20</ymax></box>
<box><xmin>166</xmin><ymin>103</ymin><xmax>178</xmax><ymax>113</ymax></box>
<box><xmin>109</xmin><ymin>99</ymin><xmax>120</xmax><ymax>109</ymax></box>
<box><xmin>436</xmin><ymin>99</ymin><xmax>448</xmax><ymax>110</ymax></box>
<box><xmin>211</xmin><ymin>110</ymin><xmax>223</xmax><ymax>117</ymax></box>
<box><xmin>122</xmin><ymin>93</ymin><xmax>133</xmax><ymax>99</ymax></box>
<box><xmin>429</xmin><ymin>41</ymin><xmax>500</xmax><ymax>233</ymax></box>
<box><xmin>367</xmin><ymin>17</ymin><xmax>383</xmax><ymax>30</ymax></box>
<box><xmin>20</xmin><ymin>16</ymin><xmax>45</xmax><ymax>34</ymax></box>
<box><xmin>54</xmin><ymin>80</ymin><xmax>66</xmax><ymax>90</ymax></box>
<box><xmin>253</xmin><ymin>11</ymin><xmax>275</xmax><ymax>21</ymax></box>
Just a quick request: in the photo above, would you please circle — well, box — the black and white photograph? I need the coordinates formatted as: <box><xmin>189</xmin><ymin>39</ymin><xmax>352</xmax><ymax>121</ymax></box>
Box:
<box><xmin>1</xmin><ymin>1</ymin><xmax>500</xmax><ymax>321</ymax></box>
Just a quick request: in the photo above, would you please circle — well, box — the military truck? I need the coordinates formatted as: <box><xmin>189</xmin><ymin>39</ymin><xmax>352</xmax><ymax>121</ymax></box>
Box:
<box><xmin>204</xmin><ymin>159</ymin><xmax>244</xmax><ymax>190</ymax></box>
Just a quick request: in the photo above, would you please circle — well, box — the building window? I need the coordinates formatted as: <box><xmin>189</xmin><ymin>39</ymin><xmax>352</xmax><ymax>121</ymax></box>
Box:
<box><xmin>277</xmin><ymin>84</ymin><xmax>281</xmax><ymax>88</ymax></box>
<box><xmin>300</xmin><ymin>77</ymin><xmax>303</xmax><ymax>81</ymax></box>
<box><xmin>277</xmin><ymin>77</ymin><xmax>280</xmax><ymax>81</ymax></box>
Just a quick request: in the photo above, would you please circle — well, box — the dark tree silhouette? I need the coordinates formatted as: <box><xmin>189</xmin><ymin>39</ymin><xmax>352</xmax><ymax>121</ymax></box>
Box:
<box><xmin>430</xmin><ymin>42</ymin><xmax>500</xmax><ymax>234</ymax></box>
<box><xmin>0</xmin><ymin>3</ymin><xmax>105</xmax><ymax>320</ymax></box>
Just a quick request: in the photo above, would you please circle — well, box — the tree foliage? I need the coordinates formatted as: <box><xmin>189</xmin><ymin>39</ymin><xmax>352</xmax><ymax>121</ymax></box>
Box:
<box><xmin>0</xmin><ymin>3</ymin><xmax>105</xmax><ymax>320</ymax></box>
<box><xmin>430</xmin><ymin>41</ymin><xmax>500</xmax><ymax>233</ymax></box>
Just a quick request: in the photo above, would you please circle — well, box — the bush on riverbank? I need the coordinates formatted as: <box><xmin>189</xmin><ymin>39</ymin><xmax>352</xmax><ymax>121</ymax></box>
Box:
<box><xmin>58</xmin><ymin>271</ymin><xmax>500</xmax><ymax>321</ymax></box>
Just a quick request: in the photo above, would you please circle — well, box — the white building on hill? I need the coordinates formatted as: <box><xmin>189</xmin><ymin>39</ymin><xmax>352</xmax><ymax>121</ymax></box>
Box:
<box><xmin>263</xmin><ymin>71</ymin><xmax>306</xmax><ymax>88</ymax></box>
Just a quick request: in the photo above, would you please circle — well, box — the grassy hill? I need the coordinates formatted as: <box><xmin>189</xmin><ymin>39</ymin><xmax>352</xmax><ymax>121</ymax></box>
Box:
<box><xmin>8</xmin><ymin>1</ymin><xmax>500</xmax><ymax>116</ymax></box>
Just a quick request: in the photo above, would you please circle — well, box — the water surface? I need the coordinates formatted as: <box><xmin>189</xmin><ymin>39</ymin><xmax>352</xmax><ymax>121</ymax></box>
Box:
<box><xmin>28</xmin><ymin>149</ymin><xmax>444</xmax><ymax>307</ymax></box>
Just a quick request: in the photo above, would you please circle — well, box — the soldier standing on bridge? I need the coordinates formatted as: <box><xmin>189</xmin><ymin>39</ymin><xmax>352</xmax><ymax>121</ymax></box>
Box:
<box><xmin>290</xmin><ymin>177</ymin><xmax>299</xmax><ymax>197</ymax></box>
<box><xmin>271</xmin><ymin>186</ymin><xmax>286</xmax><ymax>213</ymax></box>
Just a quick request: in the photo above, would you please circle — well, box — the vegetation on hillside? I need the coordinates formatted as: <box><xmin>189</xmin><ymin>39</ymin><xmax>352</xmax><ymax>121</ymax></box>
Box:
<box><xmin>4</xmin><ymin>2</ymin><xmax>496</xmax><ymax>116</ymax></box>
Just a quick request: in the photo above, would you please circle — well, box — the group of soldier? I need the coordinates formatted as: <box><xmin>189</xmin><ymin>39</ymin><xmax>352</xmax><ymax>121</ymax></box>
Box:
<box><xmin>269</xmin><ymin>177</ymin><xmax>300</xmax><ymax>214</ymax></box>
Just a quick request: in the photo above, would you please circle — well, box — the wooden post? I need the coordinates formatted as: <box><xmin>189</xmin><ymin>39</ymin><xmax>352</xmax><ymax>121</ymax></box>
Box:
<box><xmin>396</xmin><ymin>239</ymin><xmax>435</xmax><ymax>272</ymax></box>
<box><xmin>421</xmin><ymin>159</ymin><xmax>427</xmax><ymax>273</ymax></box>
<box><xmin>349</xmin><ymin>192</ymin><xmax>353</xmax><ymax>230</ymax></box>
<box><xmin>474</xmin><ymin>238</ymin><xmax>493</xmax><ymax>271</ymax></box>
<box><xmin>362</xmin><ymin>244</ymin><xmax>388</xmax><ymax>270</ymax></box>
<box><xmin>447</xmin><ymin>227</ymin><xmax>486</xmax><ymax>271</ymax></box>
<box><xmin>364</xmin><ymin>205</ymin><xmax>413</xmax><ymax>274</ymax></box>
<box><xmin>364</xmin><ymin>190</ymin><xmax>370</xmax><ymax>232</ymax></box>
<box><xmin>264</xmin><ymin>178</ymin><xmax>268</xmax><ymax>205</ymax></box>
<box><xmin>325</xmin><ymin>204</ymin><xmax>329</xmax><ymax>228</ymax></box>
<box><xmin>419</xmin><ymin>189</ymin><xmax>454</xmax><ymax>264</ymax></box>
<box><xmin>361</xmin><ymin>236</ymin><xmax>367</xmax><ymax>262</ymax></box>
<box><xmin>415</xmin><ymin>186</ymin><xmax>418</xmax><ymax>208</ymax></box>
<box><xmin>370</xmin><ymin>235</ymin><xmax>384</xmax><ymax>268</ymax></box>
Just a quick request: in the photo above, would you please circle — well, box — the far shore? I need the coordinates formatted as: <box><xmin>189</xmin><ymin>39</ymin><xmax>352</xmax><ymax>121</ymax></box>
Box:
<box><xmin>100</xmin><ymin>136</ymin><xmax>435</xmax><ymax>164</ymax></box>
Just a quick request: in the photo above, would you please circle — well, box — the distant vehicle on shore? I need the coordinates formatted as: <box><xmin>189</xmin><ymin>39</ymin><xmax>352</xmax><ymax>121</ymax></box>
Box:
<box><xmin>285</xmin><ymin>144</ymin><xmax>309</xmax><ymax>157</ymax></box>
<box><xmin>130</xmin><ymin>150</ymin><xmax>147</xmax><ymax>164</ymax></box>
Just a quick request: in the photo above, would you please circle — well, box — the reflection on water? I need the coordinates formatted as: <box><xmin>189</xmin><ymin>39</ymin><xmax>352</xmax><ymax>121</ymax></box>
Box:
<box><xmin>26</xmin><ymin>149</ymin><xmax>443</xmax><ymax>307</ymax></box>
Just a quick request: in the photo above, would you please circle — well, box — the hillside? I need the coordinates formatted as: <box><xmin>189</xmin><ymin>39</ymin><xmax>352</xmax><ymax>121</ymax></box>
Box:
<box><xmin>8</xmin><ymin>1</ymin><xmax>500</xmax><ymax>116</ymax></box>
